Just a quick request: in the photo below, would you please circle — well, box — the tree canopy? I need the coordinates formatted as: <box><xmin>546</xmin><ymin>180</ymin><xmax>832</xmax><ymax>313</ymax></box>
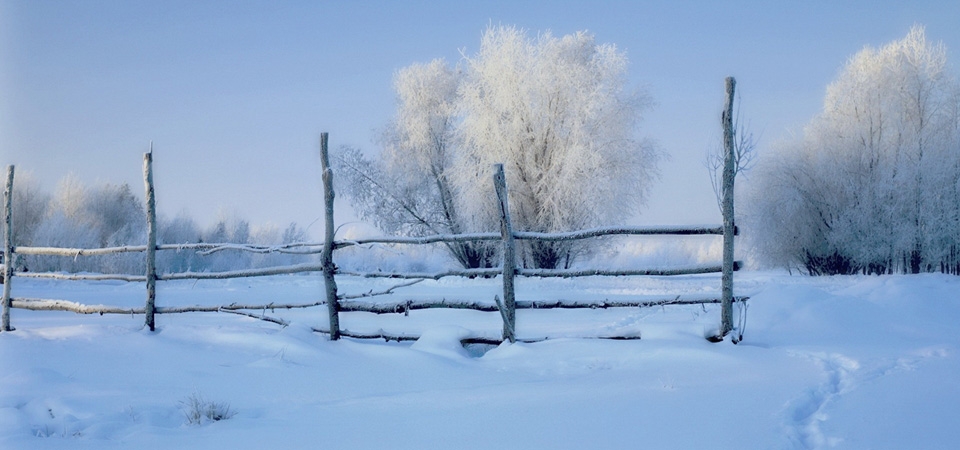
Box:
<box><xmin>337</xmin><ymin>25</ymin><xmax>660</xmax><ymax>269</ymax></box>
<box><xmin>746</xmin><ymin>26</ymin><xmax>960</xmax><ymax>274</ymax></box>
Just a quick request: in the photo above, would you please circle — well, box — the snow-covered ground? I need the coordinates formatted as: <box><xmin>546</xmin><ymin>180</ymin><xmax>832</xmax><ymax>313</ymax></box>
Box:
<box><xmin>1</xmin><ymin>271</ymin><xmax>958</xmax><ymax>449</ymax></box>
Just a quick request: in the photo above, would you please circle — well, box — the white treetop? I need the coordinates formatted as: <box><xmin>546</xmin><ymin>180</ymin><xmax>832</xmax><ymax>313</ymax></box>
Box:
<box><xmin>456</xmin><ymin>26</ymin><xmax>657</xmax><ymax>234</ymax></box>
<box><xmin>747</xmin><ymin>26</ymin><xmax>960</xmax><ymax>274</ymax></box>
<box><xmin>338</xmin><ymin>25</ymin><xmax>660</xmax><ymax>269</ymax></box>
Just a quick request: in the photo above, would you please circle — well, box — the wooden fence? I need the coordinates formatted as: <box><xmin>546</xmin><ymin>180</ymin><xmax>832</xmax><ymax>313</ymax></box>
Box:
<box><xmin>1</xmin><ymin>79</ymin><xmax>746</xmax><ymax>343</ymax></box>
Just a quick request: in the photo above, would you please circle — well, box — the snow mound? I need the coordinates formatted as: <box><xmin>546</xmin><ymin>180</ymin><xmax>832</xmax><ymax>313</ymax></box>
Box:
<box><xmin>410</xmin><ymin>326</ymin><xmax>473</xmax><ymax>359</ymax></box>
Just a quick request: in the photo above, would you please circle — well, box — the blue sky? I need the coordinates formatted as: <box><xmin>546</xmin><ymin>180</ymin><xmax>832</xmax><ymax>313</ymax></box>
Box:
<box><xmin>3</xmin><ymin>1</ymin><xmax>959</xmax><ymax>238</ymax></box>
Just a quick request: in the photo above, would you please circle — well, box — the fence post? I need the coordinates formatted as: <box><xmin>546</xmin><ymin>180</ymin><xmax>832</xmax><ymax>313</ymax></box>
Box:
<box><xmin>2</xmin><ymin>165</ymin><xmax>15</xmax><ymax>332</ymax></box>
<box><xmin>720</xmin><ymin>77</ymin><xmax>737</xmax><ymax>338</ymax></box>
<box><xmin>493</xmin><ymin>164</ymin><xmax>517</xmax><ymax>343</ymax></box>
<box><xmin>143</xmin><ymin>150</ymin><xmax>158</xmax><ymax>331</ymax></box>
<box><xmin>320</xmin><ymin>132</ymin><xmax>341</xmax><ymax>340</ymax></box>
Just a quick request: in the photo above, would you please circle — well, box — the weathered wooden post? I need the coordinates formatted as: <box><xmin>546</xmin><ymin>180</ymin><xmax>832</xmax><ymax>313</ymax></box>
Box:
<box><xmin>493</xmin><ymin>164</ymin><xmax>517</xmax><ymax>343</ymax></box>
<box><xmin>2</xmin><ymin>165</ymin><xmax>15</xmax><ymax>332</ymax></box>
<box><xmin>143</xmin><ymin>149</ymin><xmax>158</xmax><ymax>331</ymax></box>
<box><xmin>320</xmin><ymin>132</ymin><xmax>341</xmax><ymax>340</ymax></box>
<box><xmin>720</xmin><ymin>77</ymin><xmax>737</xmax><ymax>338</ymax></box>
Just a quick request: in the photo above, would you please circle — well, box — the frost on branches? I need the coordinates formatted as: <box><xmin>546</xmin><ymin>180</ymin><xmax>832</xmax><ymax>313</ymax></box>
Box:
<box><xmin>336</xmin><ymin>25</ymin><xmax>660</xmax><ymax>269</ymax></box>
<box><xmin>747</xmin><ymin>26</ymin><xmax>960</xmax><ymax>275</ymax></box>
<box><xmin>335</xmin><ymin>60</ymin><xmax>498</xmax><ymax>269</ymax></box>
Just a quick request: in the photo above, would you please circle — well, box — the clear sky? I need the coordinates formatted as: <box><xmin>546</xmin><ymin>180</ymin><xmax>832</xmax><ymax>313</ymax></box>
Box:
<box><xmin>3</xmin><ymin>1</ymin><xmax>959</xmax><ymax>239</ymax></box>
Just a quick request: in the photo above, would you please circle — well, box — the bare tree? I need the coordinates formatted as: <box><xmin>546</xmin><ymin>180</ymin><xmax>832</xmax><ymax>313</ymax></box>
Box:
<box><xmin>707</xmin><ymin>93</ymin><xmax>756</xmax><ymax>212</ymax></box>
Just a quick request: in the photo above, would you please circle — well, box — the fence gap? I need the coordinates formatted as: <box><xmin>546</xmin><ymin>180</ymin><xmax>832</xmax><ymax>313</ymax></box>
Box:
<box><xmin>2</xmin><ymin>165</ymin><xmax>15</xmax><ymax>331</ymax></box>
<box><xmin>320</xmin><ymin>132</ymin><xmax>341</xmax><ymax>340</ymax></box>
<box><xmin>720</xmin><ymin>76</ymin><xmax>737</xmax><ymax>338</ymax></box>
<box><xmin>493</xmin><ymin>164</ymin><xmax>517</xmax><ymax>343</ymax></box>
<box><xmin>143</xmin><ymin>149</ymin><xmax>158</xmax><ymax>331</ymax></box>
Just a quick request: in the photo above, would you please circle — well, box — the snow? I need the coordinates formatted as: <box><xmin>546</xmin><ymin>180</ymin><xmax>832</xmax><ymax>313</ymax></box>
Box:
<box><xmin>2</xmin><ymin>271</ymin><xmax>959</xmax><ymax>449</ymax></box>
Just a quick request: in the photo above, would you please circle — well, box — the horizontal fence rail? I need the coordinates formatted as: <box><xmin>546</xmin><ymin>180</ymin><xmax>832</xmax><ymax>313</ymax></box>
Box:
<box><xmin>513</xmin><ymin>225</ymin><xmax>730</xmax><ymax>241</ymax></box>
<box><xmin>13</xmin><ymin>245</ymin><xmax>149</xmax><ymax>256</ymax></box>
<box><xmin>157</xmin><ymin>263</ymin><xmax>326</xmax><ymax>281</ymax></box>
<box><xmin>1</xmin><ymin>127</ymin><xmax>744</xmax><ymax>343</ymax></box>
<box><xmin>338</xmin><ymin>295</ymin><xmax>750</xmax><ymax>315</ymax></box>
<box><xmin>14</xmin><ymin>272</ymin><xmax>149</xmax><ymax>282</ymax></box>
<box><xmin>333</xmin><ymin>232</ymin><xmax>501</xmax><ymax>249</ymax></box>
<box><xmin>516</xmin><ymin>263</ymin><xmax>741</xmax><ymax>278</ymax></box>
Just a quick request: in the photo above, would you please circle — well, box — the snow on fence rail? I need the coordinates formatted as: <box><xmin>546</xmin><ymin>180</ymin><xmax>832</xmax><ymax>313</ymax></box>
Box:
<box><xmin>0</xmin><ymin>145</ymin><xmax>741</xmax><ymax>343</ymax></box>
<box><xmin>1</xmin><ymin>80</ymin><xmax>746</xmax><ymax>342</ymax></box>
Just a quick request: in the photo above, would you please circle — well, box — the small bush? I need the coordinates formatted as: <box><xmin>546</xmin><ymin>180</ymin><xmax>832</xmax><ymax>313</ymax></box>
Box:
<box><xmin>179</xmin><ymin>392</ymin><xmax>235</xmax><ymax>425</ymax></box>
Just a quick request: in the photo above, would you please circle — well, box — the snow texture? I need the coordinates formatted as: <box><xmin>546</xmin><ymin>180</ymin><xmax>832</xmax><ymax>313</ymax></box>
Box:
<box><xmin>1</xmin><ymin>271</ymin><xmax>959</xmax><ymax>449</ymax></box>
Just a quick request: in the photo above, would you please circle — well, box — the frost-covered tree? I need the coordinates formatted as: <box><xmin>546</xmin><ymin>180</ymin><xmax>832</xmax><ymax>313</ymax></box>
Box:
<box><xmin>29</xmin><ymin>175</ymin><xmax>101</xmax><ymax>272</ymax></box>
<box><xmin>339</xmin><ymin>25</ymin><xmax>659</xmax><ymax>269</ymax></box>
<box><xmin>88</xmin><ymin>182</ymin><xmax>146</xmax><ymax>274</ymax></box>
<box><xmin>0</xmin><ymin>172</ymin><xmax>49</xmax><ymax>270</ymax></box>
<box><xmin>280</xmin><ymin>221</ymin><xmax>307</xmax><ymax>246</ymax></box>
<box><xmin>157</xmin><ymin>212</ymin><xmax>205</xmax><ymax>273</ymax></box>
<box><xmin>336</xmin><ymin>59</ymin><xmax>497</xmax><ymax>268</ymax></box>
<box><xmin>201</xmin><ymin>213</ymin><xmax>254</xmax><ymax>271</ymax></box>
<box><xmin>455</xmin><ymin>26</ymin><xmax>659</xmax><ymax>268</ymax></box>
<box><xmin>245</xmin><ymin>222</ymin><xmax>314</xmax><ymax>268</ymax></box>
<box><xmin>86</xmin><ymin>182</ymin><xmax>145</xmax><ymax>247</ymax></box>
<box><xmin>27</xmin><ymin>177</ymin><xmax>147</xmax><ymax>273</ymax></box>
<box><xmin>2</xmin><ymin>172</ymin><xmax>311</xmax><ymax>274</ymax></box>
<box><xmin>746</xmin><ymin>26</ymin><xmax>960</xmax><ymax>274</ymax></box>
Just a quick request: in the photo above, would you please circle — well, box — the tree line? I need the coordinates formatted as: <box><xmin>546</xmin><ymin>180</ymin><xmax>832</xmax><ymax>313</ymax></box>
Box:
<box><xmin>1</xmin><ymin>173</ymin><xmax>310</xmax><ymax>274</ymax></box>
<box><xmin>340</xmin><ymin>24</ymin><xmax>960</xmax><ymax>276</ymax></box>
<box><xmin>6</xmin><ymin>25</ymin><xmax>958</xmax><ymax>277</ymax></box>
<box><xmin>746</xmin><ymin>26</ymin><xmax>960</xmax><ymax>275</ymax></box>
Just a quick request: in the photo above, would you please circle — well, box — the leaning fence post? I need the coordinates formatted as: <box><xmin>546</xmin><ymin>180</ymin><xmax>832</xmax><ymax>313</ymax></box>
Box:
<box><xmin>143</xmin><ymin>149</ymin><xmax>158</xmax><ymax>331</ymax></box>
<box><xmin>320</xmin><ymin>132</ymin><xmax>341</xmax><ymax>340</ymax></box>
<box><xmin>720</xmin><ymin>77</ymin><xmax>737</xmax><ymax>338</ymax></box>
<box><xmin>2</xmin><ymin>165</ymin><xmax>15</xmax><ymax>332</ymax></box>
<box><xmin>493</xmin><ymin>164</ymin><xmax>517</xmax><ymax>343</ymax></box>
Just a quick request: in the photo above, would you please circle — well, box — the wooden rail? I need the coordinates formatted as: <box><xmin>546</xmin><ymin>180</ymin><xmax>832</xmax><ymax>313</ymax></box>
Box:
<box><xmin>1</xmin><ymin>78</ymin><xmax>743</xmax><ymax>343</ymax></box>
